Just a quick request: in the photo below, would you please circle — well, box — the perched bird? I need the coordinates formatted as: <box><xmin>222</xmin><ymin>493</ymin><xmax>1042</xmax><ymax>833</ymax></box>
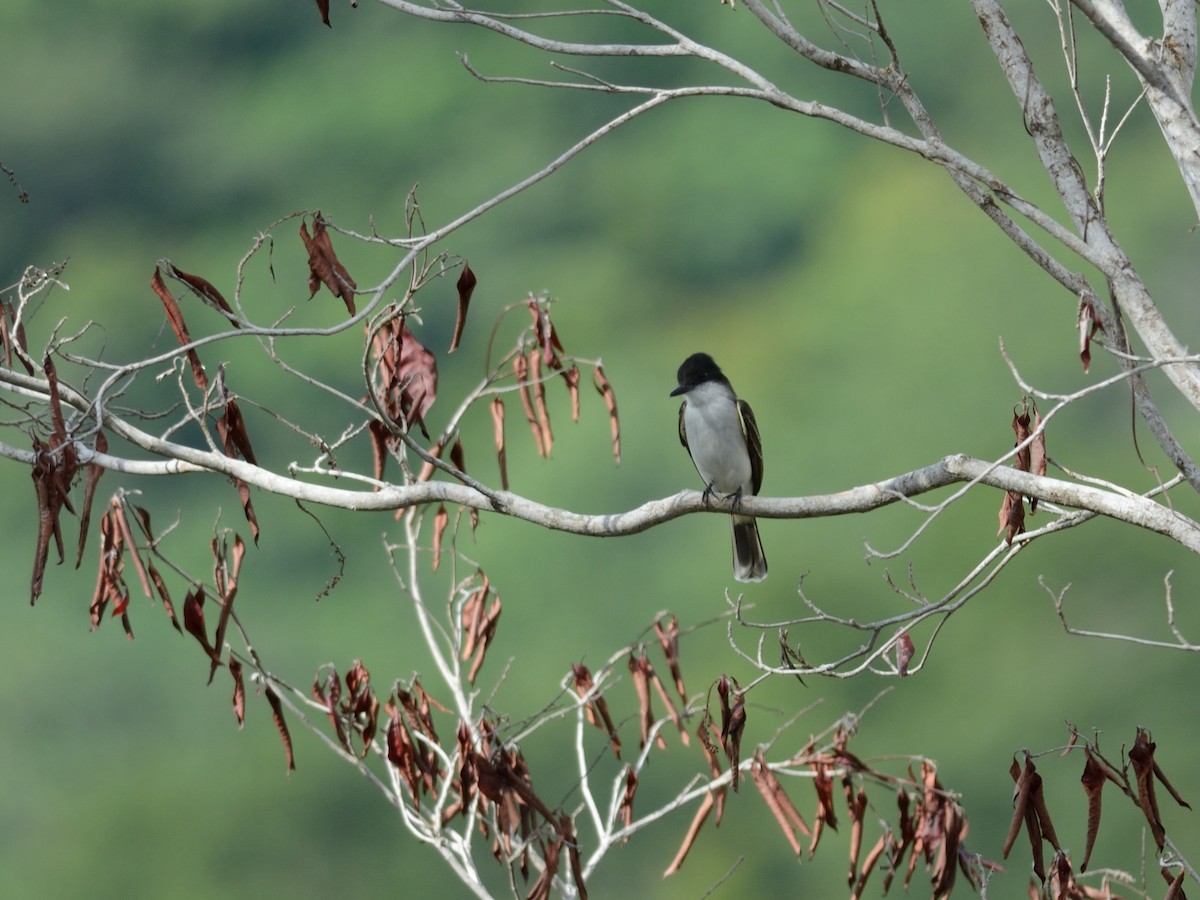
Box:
<box><xmin>671</xmin><ymin>352</ymin><xmax>767</xmax><ymax>582</ymax></box>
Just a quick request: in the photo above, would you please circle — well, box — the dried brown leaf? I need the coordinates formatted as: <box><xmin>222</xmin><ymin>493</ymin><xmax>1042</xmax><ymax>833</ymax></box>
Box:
<box><xmin>618</xmin><ymin>767</ymin><xmax>637</xmax><ymax>839</ymax></box>
<box><xmin>895</xmin><ymin>632</ymin><xmax>915</xmax><ymax>676</ymax></box>
<box><xmin>1130</xmin><ymin>728</ymin><xmax>1167</xmax><ymax>850</ymax></box>
<box><xmin>628</xmin><ymin>653</ymin><xmax>664</xmax><ymax>751</ymax></box>
<box><xmin>716</xmin><ymin>675</ymin><xmax>744</xmax><ymax>791</ymax></box>
<box><xmin>301</xmin><ymin>214</ymin><xmax>357</xmax><ymax>314</ymax></box>
<box><xmin>750</xmin><ymin>749</ymin><xmax>810</xmax><ymax>857</ymax></box>
<box><xmin>151</xmin><ymin>266</ymin><xmax>208</xmax><ymax>390</ymax></box>
<box><xmin>1079</xmin><ymin>750</ymin><xmax>1106</xmax><ymax>872</ymax></box>
<box><xmin>432</xmin><ymin>504</ymin><xmax>449</xmax><ymax>570</ymax></box>
<box><xmin>654</xmin><ymin>614</ymin><xmax>687</xmax><ymax>704</ymax></box>
<box><xmin>74</xmin><ymin>430</ymin><xmax>106</xmax><ymax>568</ymax></box>
<box><xmin>664</xmin><ymin>791</ymin><xmax>714</xmax><ymax>877</ymax></box>
<box><xmin>183</xmin><ymin>585</ymin><xmax>219</xmax><ymax>665</ymax></box>
<box><xmin>1077</xmin><ymin>297</ymin><xmax>1104</xmax><ymax>373</ymax></box>
<box><xmin>449</xmin><ymin>262</ymin><xmax>476</xmax><ymax>352</ymax></box>
<box><xmin>230</xmin><ymin>656</ymin><xmax>245</xmax><ymax>728</ymax></box>
<box><xmin>265</xmin><ymin>683</ymin><xmax>296</xmax><ymax>771</ymax></box>
<box><xmin>490</xmin><ymin>397</ymin><xmax>508</xmax><ymax>490</ymax></box>
<box><xmin>161</xmin><ymin>260</ymin><xmax>238</xmax><ymax>326</ymax></box>
<box><xmin>513</xmin><ymin>353</ymin><xmax>546</xmax><ymax>457</ymax></box>
<box><xmin>571</xmin><ymin>663</ymin><xmax>620</xmax><ymax>758</ymax></box>
<box><xmin>592</xmin><ymin>366</ymin><xmax>621</xmax><ymax>464</ymax></box>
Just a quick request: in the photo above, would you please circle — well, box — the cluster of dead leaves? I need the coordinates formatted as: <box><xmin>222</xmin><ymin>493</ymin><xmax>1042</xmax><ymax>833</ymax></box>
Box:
<box><xmin>1007</xmin><ymin>728</ymin><xmax>1191</xmax><ymax>898</ymax></box>
<box><xmin>151</xmin><ymin>260</ymin><xmax>260</xmax><ymax>543</ymax></box>
<box><xmin>998</xmin><ymin>396</ymin><xmax>1047</xmax><ymax>544</ymax></box>
<box><xmin>364</xmin><ymin>268</ymin><xmax>620</xmax><ymax>501</ymax></box>
<box><xmin>457</xmin><ymin>717</ymin><xmax>588</xmax><ymax>899</ymax></box>
<box><xmin>29</xmin><ymin>356</ymin><xmax>104</xmax><ymax>604</ymax></box>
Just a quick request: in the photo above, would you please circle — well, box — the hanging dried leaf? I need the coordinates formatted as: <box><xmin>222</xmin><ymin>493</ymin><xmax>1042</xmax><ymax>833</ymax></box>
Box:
<box><xmin>449</xmin><ymin>262</ymin><xmax>476</xmax><ymax>352</ymax></box>
<box><xmin>460</xmin><ymin>574</ymin><xmax>501</xmax><ymax>684</ymax></box>
<box><xmin>530</xmin><ymin>349</ymin><xmax>554</xmax><ymax>456</ymax></box>
<box><xmin>716</xmin><ymin>675</ymin><xmax>745</xmax><ymax>791</ymax></box>
<box><xmin>1077</xmin><ymin>296</ymin><xmax>1104</xmax><ymax>373</ymax></box>
<box><xmin>895</xmin><ymin>632</ymin><xmax>915</xmax><ymax>676</ymax></box>
<box><xmin>1012</xmin><ymin>403</ymin><xmax>1032</xmax><ymax>473</ymax></box>
<box><xmin>555</xmin><ymin>363</ymin><xmax>579</xmax><ymax>421</ymax></box>
<box><xmin>628</xmin><ymin>653</ymin><xmax>664</xmax><ymax>751</ymax></box>
<box><xmin>151</xmin><ymin>266</ymin><xmax>208</xmax><ymax>390</ymax></box>
<box><xmin>229</xmin><ymin>656</ymin><xmax>246</xmax><ymax>728</ymax></box>
<box><xmin>653</xmin><ymin>615</ymin><xmax>687</xmax><ymax>704</ymax></box>
<box><xmin>368</xmin><ymin>419</ymin><xmax>391</xmax><ymax>485</ymax></box>
<box><xmin>300</xmin><ymin>213</ymin><xmax>357</xmax><ymax>315</ymax></box>
<box><xmin>513</xmin><ymin>352</ymin><xmax>547</xmax><ymax>457</ymax></box>
<box><xmin>617</xmin><ymin>767</ymin><xmax>637</xmax><ymax>838</ymax></box>
<box><xmin>490</xmin><ymin>397</ymin><xmax>508</xmax><ymax>490</ymax></box>
<box><xmin>160</xmin><ymin>259</ymin><xmax>239</xmax><ymax>326</ymax></box>
<box><xmin>74</xmin><ymin>430</ymin><xmax>106</xmax><ymax>568</ymax></box>
<box><xmin>750</xmin><ymin>749</ymin><xmax>810</xmax><ymax>856</ymax></box>
<box><xmin>664</xmin><ymin>792</ymin><xmax>715</xmax><ymax>877</ymax></box>
<box><xmin>592</xmin><ymin>366</ymin><xmax>621</xmax><ymax>464</ymax></box>
<box><xmin>206</xmin><ymin>532</ymin><xmax>244</xmax><ymax>683</ymax></box>
<box><xmin>997</xmin><ymin>490</ymin><xmax>1025</xmax><ymax>544</ymax></box>
<box><xmin>371</xmin><ymin>314</ymin><xmax>437</xmax><ymax>439</ymax></box>
<box><xmin>1079</xmin><ymin>750</ymin><xmax>1106</xmax><ymax>872</ymax></box>
<box><xmin>264</xmin><ymin>684</ymin><xmax>296</xmax><ymax>771</ymax></box>
<box><xmin>432</xmin><ymin>504</ymin><xmax>449</xmax><ymax>570</ymax></box>
<box><xmin>571</xmin><ymin>663</ymin><xmax>621</xmax><ymax>757</ymax></box>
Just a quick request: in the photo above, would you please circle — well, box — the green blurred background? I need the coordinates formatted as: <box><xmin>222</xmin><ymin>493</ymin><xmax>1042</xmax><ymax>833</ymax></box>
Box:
<box><xmin>4</xmin><ymin>1</ymin><xmax>1200</xmax><ymax>897</ymax></box>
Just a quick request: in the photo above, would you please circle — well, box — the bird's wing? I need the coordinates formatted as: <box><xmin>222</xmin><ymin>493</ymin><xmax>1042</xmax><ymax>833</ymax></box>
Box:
<box><xmin>677</xmin><ymin>401</ymin><xmax>689</xmax><ymax>451</ymax></box>
<box><xmin>737</xmin><ymin>398</ymin><xmax>764</xmax><ymax>495</ymax></box>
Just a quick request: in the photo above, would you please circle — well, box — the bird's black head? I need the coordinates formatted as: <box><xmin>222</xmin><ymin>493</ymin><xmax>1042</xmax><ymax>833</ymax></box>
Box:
<box><xmin>671</xmin><ymin>352</ymin><xmax>726</xmax><ymax>396</ymax></box>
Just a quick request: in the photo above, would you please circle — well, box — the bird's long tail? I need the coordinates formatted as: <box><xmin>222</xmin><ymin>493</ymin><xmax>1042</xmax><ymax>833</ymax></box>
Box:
<box><xmin>731</xmin><ymin>515</ymin><xmax>767</xmax><ymax>583</ymax></box>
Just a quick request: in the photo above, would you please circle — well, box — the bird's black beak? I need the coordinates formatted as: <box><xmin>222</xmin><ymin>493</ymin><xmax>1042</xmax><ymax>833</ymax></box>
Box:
<box><xmin>669</xmin><ymin>384</ymin><xmax>687</xmax><ymax>397</ymax></box>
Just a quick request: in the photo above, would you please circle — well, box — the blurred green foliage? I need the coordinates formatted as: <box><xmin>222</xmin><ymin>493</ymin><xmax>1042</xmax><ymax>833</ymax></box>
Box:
<box><xmin>4</xmin><ymin>1</ymin><xmax>1200</xmax><ymax>897</ymax></box>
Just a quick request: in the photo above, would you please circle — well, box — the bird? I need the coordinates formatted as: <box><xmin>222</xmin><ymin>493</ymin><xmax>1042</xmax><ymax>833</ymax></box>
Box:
<box><xmin>671</xmin><ymin>352</ymin><xmax>767</xmax><ymax>582</ymax></box>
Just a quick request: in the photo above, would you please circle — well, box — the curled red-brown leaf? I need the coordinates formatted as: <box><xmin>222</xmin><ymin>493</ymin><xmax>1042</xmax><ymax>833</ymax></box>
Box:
<box><xmin>895</xmin><ymin>631</ymin><xmax>915</xmax><ymax>676</ymax></box>
<box><xmin>301</xmin><ymin>213</ymin><xmax>357</xmax><ymax>315</ymax></box>
<box><xmin>750</xmin><ymin>749</ymin><xmax>811</xmax><ymax>857</ymax></box>
<box><xmin>183</xmin><ymin>585</ymin><xmax>220</xmax><ymax>665</ymax></box>
<box><xmin>229</xmin><ymin>656</ymin><xmax>245</xmax><ymax>728</ymax></box>
<box><xmin>372</xmin><ymin>314</ymin><xmax>437</xmax><ymax>439</ymax></box>
<box><xmin>449</xmin><ymin>262</ymin><xmax>476</xmax><ymax>352</ymax></box>
<box><xmin>654</xmin><ymin>615</ymin><xmax>687</xmax><ymax>704</ymax></box>
<box><xmin>997</xmin><ymin>490</ymin><xmax>1025</xmax><ymax>544</ymax></box>
<box><xmin>207</xmin><ymin>532</ymin><xmax>245</xmax><ymax>683</ymax></box>
<box><xmin>618</xmin><ymin>767</ymin><xmax>637</xmax><ymax>839</ymax></box>
<box><xmin>490</xmin><ymin>397</ymin><xmax>508</xmax><ymax>490</ymax></box>
<box><xmin>74</xmin><ymin>430</ymin><xmax>106</xmax><ymax>568</ymax></box>
<box><xmin>716</xmin><ymin>675</ymin><xmax>745</xmax><ymax>791</ymax></box>
<box><xmin>461</xmin><ymin>573</ymin><xmax>501</xmax><ymax>684</ymax></box>
<box><xmin>265</xmin><ymin>683</ymin><xmax>296</xmax><ymax>771</ymax></box>
<box><xmin>432</xmin><ymin>504</ymin><xmax>449</xmax><ymax>570</ymax></box>
<box><xmin>160</xmin><ymin>260</ymin><xmax>238</xmax><ymax>327</ymax></box>
<box><xmin>513</xmin><ymin>352</ymin><xmax>546</xmax><ymax>457</ymax></box>
<box><xmin>1029</xmin><ymin>406</ymin><xmax>1046</xmax><ymax>513</ymax></box>
<box><xmin>571</xmin><ymin>663</ymin><xmax>621</xmax><ymax>758</ymax></box>
<box><xmin>592</xmin><ymin>366</ymin><xmax>621</xmax><ymax>464</ymax></box>
<box><xmin>629</xmin><ymin>653</ymin><xmax>664</xmax><ymax>751</ymax></box>
<box><xmin>151</xmin><ymin>266</ymin><xmax>208</xmax><ymax>390</ymax></box>
<box><xmin>1079</xmin><ymin>749</ymin><xmax>1106</xmax><ymax>872</ymax></box>
<box><xmin>1077</xmin><ymin>295</ymin><xmax>1104</xmax><ymax>373</ymax></box>
<box><xmin>664</xmin><ymin>791</ymin><xmax>714</xmax><ymax>877</ymax></box>
<box><xmin>530</xmin><ymin>349</ymin><xmax>554</xmax><ymax>457</ymax></box>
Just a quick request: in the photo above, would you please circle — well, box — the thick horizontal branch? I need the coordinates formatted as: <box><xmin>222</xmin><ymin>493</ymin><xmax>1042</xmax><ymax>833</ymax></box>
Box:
<box><xmin>4</xmin><ymin>428</ymin><xmax>1196</xmax><ymax>552</ymax></box>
